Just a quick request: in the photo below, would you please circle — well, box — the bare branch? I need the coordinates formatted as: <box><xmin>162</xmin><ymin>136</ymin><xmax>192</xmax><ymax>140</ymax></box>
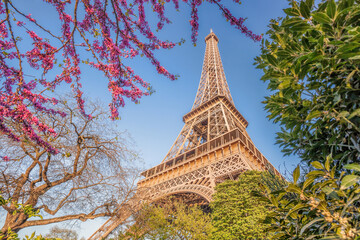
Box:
<box><xmin>0</xmin><ymin>97</ymin><xmax>141</xmax><ymax>233</ymax></box>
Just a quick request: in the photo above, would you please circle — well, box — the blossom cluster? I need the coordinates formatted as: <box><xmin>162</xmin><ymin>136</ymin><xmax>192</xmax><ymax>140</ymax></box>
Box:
<box><xmin>0</xmin><ymin>0</ymin><xmax>261</xmax><ymax>157</ymax></box>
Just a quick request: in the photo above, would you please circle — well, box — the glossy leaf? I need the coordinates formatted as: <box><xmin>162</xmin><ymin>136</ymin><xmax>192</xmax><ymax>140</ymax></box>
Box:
<box><xmin>284</xmin><ymin>7</ymin><xmax>301</xmax><ymax>16</ymax></box>
<box><xmin>344</xmin><ymin>163</ymin><xmax>360</xmax><ymax>172</ymax></box>
<box><xmin>312</xmin><ymin>12</ymin><xmax>332</xmax><ymax>23</ymax></box>
<box><xmin>300</xmin><ymin>218</ymin><xmax>323</xmax><ymax>235</ymax></box>
<box><xmin>327</xmin><ymin>0</ymin><xmax>337</xmax><ymax>18</ymax></box>
<box><xmin>293</xmin><ymin>165</ymin><xmax>300</xmax><ymax>184</ymax></box>
<box><xmin>266</xmin><ymin>54</ymin><xmax>278</xmax><ymax>66</ymax></box>
<box><xmin>340</xmin><ymin>175</ymin><xmax>360</xmax><ymax>189</ymax></box>
<box><xmin>291</xmin><ymin>22</ymin><xmax>310</xmax><ymax>32</ymax></box>
<box><xmin>306</xmin><ymin>0</ymin><xmax>315</xmax><ymax>9</ymax></box>
<box><xmin>300</xmin><ymin>1</ymin><xmax>311</xmax><ymax>18</ymax></box>
<box><xmin>306</xmin><ymin>110</ymin><xmax>322</xmax><ymax>120</ymax></box>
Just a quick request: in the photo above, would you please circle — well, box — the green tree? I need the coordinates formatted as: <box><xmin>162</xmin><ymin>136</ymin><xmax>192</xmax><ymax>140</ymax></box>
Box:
<box><xmin>255</xmin><ymin>0</ymin><xmax>360</xmax><ymax>166</ymax></box>
<box><xmin>116</xmin><ymin>199</ymin><xmax>212</xmax><ymax>240</ymax></box>
<box><xmin>255</xmin><ymin>0</ymin><xmax>360</xmax><ymax>238</ymax></box>
<box><xmin>261</xmin><ymin>161</ymin><xmax>360</xmax><ymax>239</ymax></box>
<box><xmin>45</xmin><ymin>226</ymin><xmax>81</xmax><ymax>240</ymax></box>
<box><xmin>211</xmin><ymin>171</ymin><xmax>277</xmax><ymax>240</ymax></box>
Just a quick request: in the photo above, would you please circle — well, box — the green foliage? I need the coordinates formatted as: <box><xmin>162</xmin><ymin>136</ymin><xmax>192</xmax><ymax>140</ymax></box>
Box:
<box><xmin>262</xmin><ymin>160</ymin><xmax>360</xmax><ymax>239</ymax></box>
<box><xmin>255</xmin><ymin>0</ymin><xmax>360</xmax><ymax>239</ymax></box>
<box><xmin>0</xmin><ymin>193</ymin><xmax>54</xmax><ymax>240</ymax></box>
<box><xmin>211</xmin><ymin>171</ymin><xmax>281</xmax><ymax>240</ymax></box>
<box><xmin>255</xmin><ymin>0</ymin><xmax>360</xmax><ymax>166</ymax></box>
<box><xmin>10</xmin><ymin>203</ymin><xmax>42</xmax><ymax>220</ymax></box>
<box><xmin>117</xmin><ymin>200</ymin><xmax>212</xmax><ymax>240</ymax></box>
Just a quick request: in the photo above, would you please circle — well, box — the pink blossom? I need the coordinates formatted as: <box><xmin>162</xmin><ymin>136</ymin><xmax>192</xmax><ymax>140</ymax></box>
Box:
<box><xmin>0</xmin><ymin>0</ymin><xmax>261</xmax><ymax>155</ymax></box>
<box><xmin>16</xmin><ymin>21</ymin><xmax>24</xmax><ymax>26</ymax></box>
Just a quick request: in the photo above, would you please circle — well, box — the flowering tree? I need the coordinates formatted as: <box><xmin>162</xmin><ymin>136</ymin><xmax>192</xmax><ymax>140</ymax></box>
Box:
<box><xmin>0</xmin><ymin>0</ymin><xmax>261</xmax><ymax>156</ymax></box>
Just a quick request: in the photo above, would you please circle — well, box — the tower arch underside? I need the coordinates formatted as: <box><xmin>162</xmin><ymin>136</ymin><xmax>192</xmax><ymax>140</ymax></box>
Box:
<box><xmin>150</xmin><ymin>184</ymin><xmax>214</xmax><ymax>203</ymax></box>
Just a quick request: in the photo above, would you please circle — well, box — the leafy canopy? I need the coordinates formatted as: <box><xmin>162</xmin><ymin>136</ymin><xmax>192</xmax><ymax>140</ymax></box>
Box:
<box><xmin>255</xmin><ymin>0</ymin><xmax>360</xmax><ymax>239</ymax></box>
<box><xmin>211</xmin><ymin>171</ymin><xmax>279</xmax><ymax>240</ymax></box>
<box><xmin>117</xmin><ymin>199</ymin><xmax>212</xmax><ymax>240</ymax></box>
<box><xmin>255</xmin><ymin>0</ymin><xmax>360</xmax><ymax>166</ymax></box>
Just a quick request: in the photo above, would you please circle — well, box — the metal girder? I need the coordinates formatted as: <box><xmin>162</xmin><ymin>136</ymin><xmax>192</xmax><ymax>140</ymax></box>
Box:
<box><xmin>192</xmin><ymin>31</ymin><xmax>233</xmax><ymax>109</ymax></box>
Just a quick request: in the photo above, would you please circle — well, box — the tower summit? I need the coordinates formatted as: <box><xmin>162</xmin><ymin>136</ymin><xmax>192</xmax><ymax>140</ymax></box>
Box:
<box><xmin>192</xmin><ymin>30</ymin><xmax>234</xmax><ymax>109</ymax></box>
<box><xmin>89</xmin><ymin>31</ymin><xmax>281</xmax><ymax>240</ymax></box>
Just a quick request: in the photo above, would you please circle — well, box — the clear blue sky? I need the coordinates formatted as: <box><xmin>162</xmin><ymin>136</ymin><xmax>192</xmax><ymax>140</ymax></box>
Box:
<box><xmin>14</xmin><ymin>0</ymin><xmax>301</xmax><ymax>238</ymax></box>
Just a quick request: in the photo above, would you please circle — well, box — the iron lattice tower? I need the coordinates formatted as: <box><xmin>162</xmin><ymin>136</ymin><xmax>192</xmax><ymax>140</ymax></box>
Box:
<box><xmin>89</xmin><ymin>31</ymin><xmax>281</xmax><ymax>239</ymax></box>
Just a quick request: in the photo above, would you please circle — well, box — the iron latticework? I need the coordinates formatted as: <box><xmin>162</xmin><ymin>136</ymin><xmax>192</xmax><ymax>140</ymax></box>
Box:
<box><xmin>88</xmin><ymin>31</ymin><xmax>281</xmax><ymax>240</ymax></box>
<box><xmin>192</xmin><ymin>30</ymin><xmax>234</xmax><ymax>109</ymax></box>
<box><xmin>162</xmin><ymin>31</ymin><xmax>244</xmax><ymax>163</ymax></box>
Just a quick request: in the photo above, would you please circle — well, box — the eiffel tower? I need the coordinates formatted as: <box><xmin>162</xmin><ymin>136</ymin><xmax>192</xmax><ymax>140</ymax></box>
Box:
<box><xmin>88</xmin><ymin>30</ymin><xmax>281</xmax><ymax>240</ymax></box>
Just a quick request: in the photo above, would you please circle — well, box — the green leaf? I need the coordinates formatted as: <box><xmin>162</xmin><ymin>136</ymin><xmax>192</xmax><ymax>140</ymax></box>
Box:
<box><xmin>266</xmin><ymin>54</ymin><xmax>277</xmax><ymax>66</ymax></box>
<box><xmin>286</xmin><ymin>203</ymin><xmax>308</xmax><ymax>218</ymax></box>
<box><xmin>336</xmin><ymin>43</ymin><xmax>360</xmax><ymax>53</ymax></box>
<box><xmin>347</xmin><ymin>9</ymin><xmax>360</xmax><ymax>25</ymax></box>
<box><xmin>284</xmin><ymin>8</ymin><xmax>300</xmax><ymax>16</ymax></box>
<box><xmin>326</xmin><ymin>0</ymin><xmax>336</xmax><ymax>19</ymax></box>
<box><xmin>322</xmin><ymin>186</ymin><xmax>333</xmax><ymax>195</ymax></box>
<box><xmin>278</xmin><ymin>79</ymin><xmax>291</xmax><ymax>89</ymax></box>
<box><xmin>345</xmin><ymin>70</ymin><xmax>356</xmax><ymax>88</ymax></box>
<box><xmin>324</xmin><ymin>156</ymin><xmax>330</xmax><ymax>171</ymax></box>
<box><xmin>339</xmin><ymin>51</ymin><xmax>360</xmax><ymax>59</ymax></box>
<box><xmin>300</xmin><ymin>218</ymin><xmax>324</xmax><ymax>235</ymax></box>
<box><xmin>287</xmin><ymin>183</ymin><xmax>302</xmax><ymax>194</ymax></box>
<box><xmin>306</xmin><ymin>110</ymin><xmax>322</xmax><ymax>120</ymax></box>
<box><xmin>302</xmin><ymin>175</ymin><xmax>316</xmax><ymax>190</ymax></box>
<box><xmin>291</xmin><ymin>22</ymin><xmax>310</xmax><ymax>32</ymax></box>
<box><xmin>275</xmin><ymin>33</ymin><xmax>286</xmax><ymax>47</ymax></box>
<box><xmin>293</xmin><ymin>165</ymin><xmax>300</xmax><ymax>184</ymax></box>
<box><xmin>306</xmin><ymin>0</ymin><xmax>315</xmax><ymax>9</ymax></box>
<box><xmin>300</xmin><ymin>1</ymin><xmax>311</xmax><ymax>19</ymax></box>
<box><xmin>311</xmin><ymin>161</ymin><xmax>323</xmax><ymax>169</ymax></box>
<box><xmin>344</xmin><ymin>163</ymin><xmax>360</xmax><ymax>172</ymax></box>
<box><xmin>341</xmin><ymin>175</ymin><xmax>360</xmax><ymax>189</ymax></box>
<box><xmin>312</xmin><ymin>12</ymin><xmax>332</xmax><ymax>24</ymax></box>
<box><xmin>349</xmin><ymin>55</ymin><xmax>360</xmax><ymax>60</ymax></box>
<box><xmin>348</xmin><ymin>108</ymin><xmax>360</xmax><ymax>119</ymax></box>
<box><xmin>338</xmin><ymin>111</ymin><xmax>349</xmax><ymax>118</ymax></box>
<box><xmin>282</xmin><ymin>17</ymin><xmax>304</xmax><ymax>28</ymax></box>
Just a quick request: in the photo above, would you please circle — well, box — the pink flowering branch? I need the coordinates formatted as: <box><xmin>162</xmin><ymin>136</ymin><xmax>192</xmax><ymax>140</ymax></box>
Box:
<box><xmin>0</xmin><ymin>0</ymin><xmax>261</xmax><ymax>157</ymax></box>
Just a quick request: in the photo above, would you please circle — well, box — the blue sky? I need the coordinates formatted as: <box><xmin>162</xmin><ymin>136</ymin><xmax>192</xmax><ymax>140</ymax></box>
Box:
<box><xmin>14</xmin><ymin>0</ymin><xmax>301</xmax><ymax>238</ymax></box>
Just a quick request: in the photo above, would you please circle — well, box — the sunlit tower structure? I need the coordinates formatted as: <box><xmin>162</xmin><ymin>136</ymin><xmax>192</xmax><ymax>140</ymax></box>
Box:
<box><xmin>89</xmin><ymin>30</ymin><xmax>281</xmax><ymax>240</ymax></box>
